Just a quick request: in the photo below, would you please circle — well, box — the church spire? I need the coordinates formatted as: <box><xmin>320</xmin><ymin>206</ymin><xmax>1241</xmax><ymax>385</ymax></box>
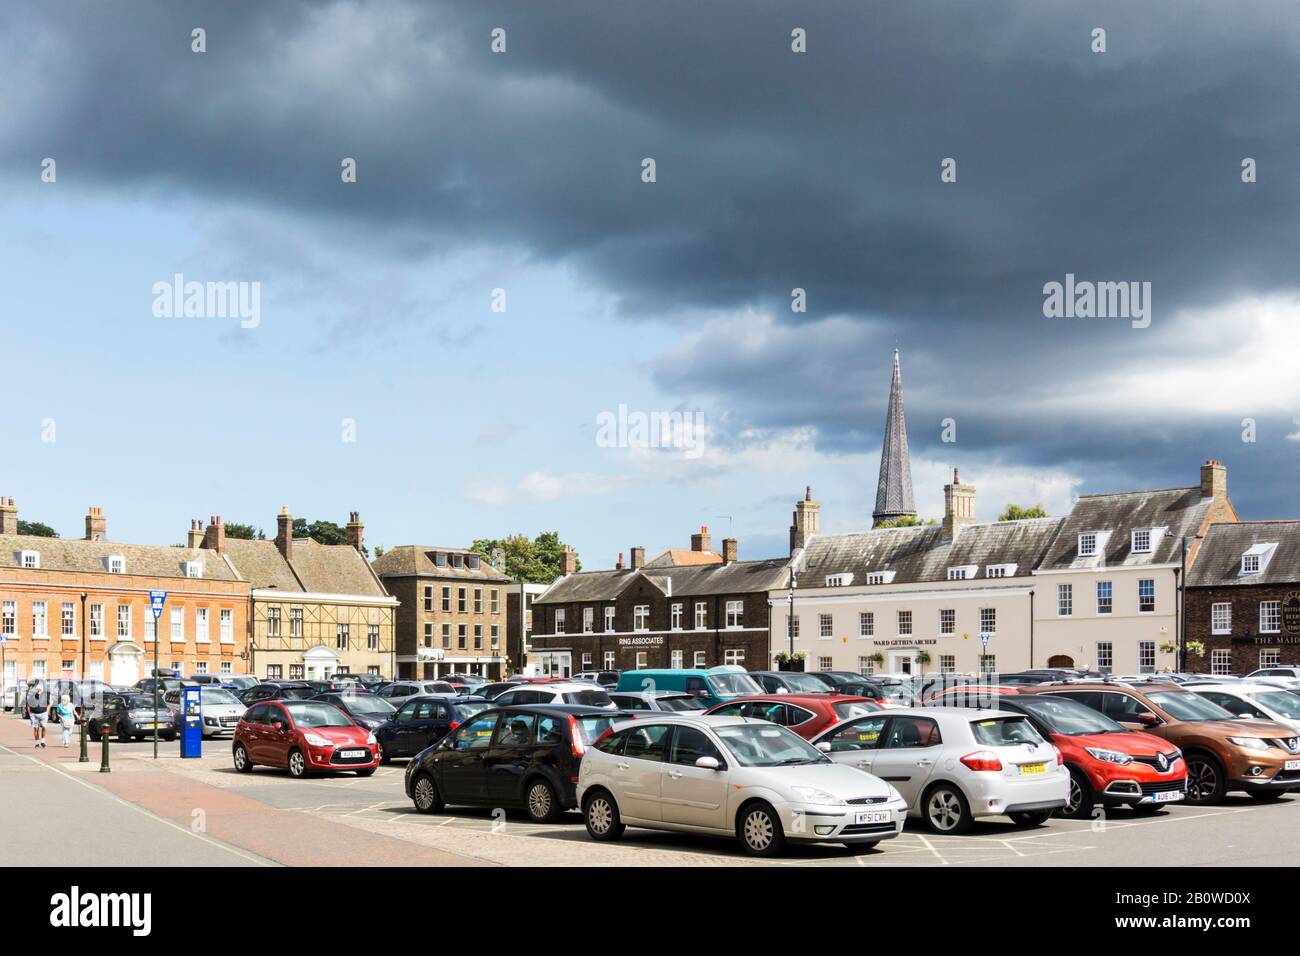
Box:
<box><xmin>872</xmin><ymin>349</ymin><xmax>917</xmax><ymax>527</ymax></box>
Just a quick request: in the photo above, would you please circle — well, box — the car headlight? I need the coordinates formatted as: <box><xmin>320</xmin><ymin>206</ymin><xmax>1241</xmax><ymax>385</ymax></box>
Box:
<box><xmin>789</xmin><ymin>786</ymin><xmax>846</xmax><ymax>806</ymax></box>
<box><xmin>303</xmin><ymin>732</ymin><xmax>331</xmax><ymax>747</ymax></box>
<box><xmin>1085</xmin><ymin>747</ymin><xmax>1134</xmax><ymax>765</ymax></box>
<box><xmin>366</xmin><ymin>732</ymin><xmax>377</xmax><ymax>744</ymax></box>
<box><xmin>886</xmin><ymin>785</ymin><xmax>904</xmax><ymax>804</ymax></box>
<box><xmin>1228</xmin><ymin>736</ymin><xmax>1270</xmax><ymax>751</ymax></box>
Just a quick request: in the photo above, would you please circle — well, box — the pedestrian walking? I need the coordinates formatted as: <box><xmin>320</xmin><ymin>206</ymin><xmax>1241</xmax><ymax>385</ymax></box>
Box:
<box><xmin>27</xmin><ymin>679</ymin><xmax>50</xmax><ymax>749</ymax></box>
<box><xmin>55</xmin><ymin>694</ymin><xmax>78</xmax><ymax>748</ymax></box>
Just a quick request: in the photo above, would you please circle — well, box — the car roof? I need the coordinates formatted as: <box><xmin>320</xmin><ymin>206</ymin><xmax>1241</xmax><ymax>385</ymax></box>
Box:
<box><xmin>611</xmin><ymin>690</ymin><xmax>692</xmax><ymax>699</ymax></box>
<box><xmin>1189</xmin><ymin>683</ymin><xmax>1264</xmax><ymax>694</ymax></box>
<box><xmin>493</xmin><ymin>704</ymin><xmax>623</xmax><ymax>717</ymax></box>
<box><xmin>1028</xmin><ymin>680</ymin><xmax>1182</xmax><ymax>693</ymax></box>
<box><xmin>515</xmin><ymin>682</ymin><xmax>606</xmax><ymax>692</ymax></box>
<box><xmin>610</xmin><ymin>713</ymin><xmax>769</xmax><ymax>730</ymax></box>
<box><xmin>715</xmin><ymin>693</ymin><xmax>868</xmax><ymax>706</ymax></box>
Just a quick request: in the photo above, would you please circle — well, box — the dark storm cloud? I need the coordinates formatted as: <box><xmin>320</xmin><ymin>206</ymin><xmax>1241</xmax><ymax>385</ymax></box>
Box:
<box><xmin>4</xmin><ymin>0</ymin><xmax>1299</xmax><ymax>513</ymax></box>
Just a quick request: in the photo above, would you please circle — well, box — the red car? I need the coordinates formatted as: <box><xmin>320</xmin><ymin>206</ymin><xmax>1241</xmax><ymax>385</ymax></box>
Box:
<box><xmin>992</xmin><ymin>694</ymin><xmax>1187</xmax><ymax>818</ymax></box>
<box><xmin>232</xmin><ymin>699</ymin><xmax>380</xmax><ymax>778</ymax></box>
<box><xmin>704</xmin><ymin>694</ymin><xmax>882</xmax><ymax>739</ymax></box>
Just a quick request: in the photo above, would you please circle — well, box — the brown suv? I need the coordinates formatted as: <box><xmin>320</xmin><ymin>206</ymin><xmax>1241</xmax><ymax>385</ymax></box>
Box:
<box><xmin>1020</xmin><ymin>682</ymin><xmax>1300</xmax><ymax>804</ymax></box>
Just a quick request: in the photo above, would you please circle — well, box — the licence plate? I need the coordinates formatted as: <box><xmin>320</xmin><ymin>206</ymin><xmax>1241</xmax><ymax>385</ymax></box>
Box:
<box><xmin>856</xmin><ymin>810</ymin><xmax>891</xmax><ymax>824</ymax></box>
<box><xmin>339</xmin><ymin>749</ymin><xmax>366</xmax><ymax>759</ymax></box>
<box><xmin>1018</xmin><ymin>762</ymin><xmax>1047</xmax><ymax>775</ymax></box>
<box><xmin>1286</xmin><ymin>759</ymin><xmax>1300</xmax><ymax>771</ymax></box>
<box><xmin>142</xmin><ymin>723</ymin><xmax>158</xmax><ymax>729</ymax></box>
<box><xmin>1153</xmin><ymin>789</ymin><xmax>1183</xmax><ymax>803</ymax></box>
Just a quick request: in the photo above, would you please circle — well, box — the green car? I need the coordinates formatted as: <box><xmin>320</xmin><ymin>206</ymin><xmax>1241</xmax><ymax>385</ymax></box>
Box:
<box><xmin>613</xmin><ymin>668</ymin><xmax>761</xmax><ymax>707</ymax></box>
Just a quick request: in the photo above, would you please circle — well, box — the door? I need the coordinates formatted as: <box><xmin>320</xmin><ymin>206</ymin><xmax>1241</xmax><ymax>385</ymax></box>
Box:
<box><xmin>484</xmin><ymin>712</ymin><xmax>538</xmax><ymax>802</ymax></box>
<box><xmin>436</xmin><ymin>712</ymin><xmax>499</xmax><ymax>801</ymax></box>
<box><xmin>1047</xmin><ymin>655</ymin><xmax>1075</xmax><ymax>668</ymax></box>
<box><xmin>616</xmin><ymin>723</ymin><xmax>671</xmax><ymax>821</ymax></box>
<box><xmin>869</xmin><ymin>715</ymin><xmax>943</xmax><ymax>806</ymax></box>
<box><xmin>387</xmin><ymin>700</ymin><xmax>421</xmax><ymax>756</ymax></box>
<box><xmin>263</xmin><ymin>705</ymin><xmax>294</xmax><ymax>768</ymax></box>
<box><xmin>660</xmin><ymin>726</ymin><xmax>728</xmax><ymax>830</ymax></box>
<box><xmin>889</xmin><ymin>652</ymin><xmax>915</xmax><ymax>675</ymax></box>
<box><xmin>111</xmin><ymin>654</ymin><xmax>139</xmax><ymax>687</ymax></box>
<box><xmin>819</xmin><ymin>714</ymin><xmax>889</xmax><ymax>773</ymax></box>
<box><xmin>242</xmin><ymin>705</ymin><xmax>271</xmax><ymax>762</ymax></box>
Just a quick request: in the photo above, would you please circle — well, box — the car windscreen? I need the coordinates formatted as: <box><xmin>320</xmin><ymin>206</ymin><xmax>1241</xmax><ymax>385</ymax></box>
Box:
<box><xmin>714</xmin><ymin>724</ymin><xmax>828</xmax><ymax>767</ymax></box>
<box><xmin>200</xmin><ymin>688</ymin><xmax>243</xmax><ymax>706</ymax></box>
<box><xmin>1146</xmin><ymin>691</ymin><xmax>1235</xmax><ymax>722</ymax></box>
<box><xmin>1250</xmin><ymin>690</ymin><xmax>1300</xmax><ymax>720</ymax></box>
<box><xmin>124</xmin><ymin>696</ymin><xmax>164</xmax><ymax>711</ymax></box>
<box><xmin>709</xmin><ymin>673</ymin><xmax>763</xmax><ymax>695</ymax></box>
<box><xmin>831</xmin><ymin>700</ymin><xmax>879</xmax><ymax>720</ymax></box>
<box><xmin>283</xmin><ymin>702</ymin><xmax>353</xmax><ymax>728</ymax></box>
<box><xmin>970</xmin><ymin>715</ymin><xmax>1045</xmax><ymax>746</ymax></box>
<box><xmin>658</xmin><ymin>695</ymin><xmax>706</xmax><ymax>711</ymax></box>
<box><xmin>450</xmin><ymin>701</ymin><xmax>491</xmax><ymax>719</ymax></box>
<box><xmin>563</xmin><ymin>690</ymin><xmax>612</xmax><ymax>707</ymax></box>
<box><xmin>781</xmin><ymin>673</ymin><xmax>834</xmax><ymax>693</ymax></box>
<box><xmin>341</xmin><ymin>694</ymin><xmax>396</xmax><ymax>714</ymax></box>
<box><xmin>1013</xmin><ymin>696</ymin><xmax>1125</xmax><ymax>735</ymax></box>
<box><xmin>281</xmin><ymin>687</ymin><xmax>317</xmax><ymax>700</ymax></box>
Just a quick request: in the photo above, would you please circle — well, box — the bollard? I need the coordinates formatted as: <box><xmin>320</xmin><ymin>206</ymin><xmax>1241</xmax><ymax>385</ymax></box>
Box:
<box><xmin>78</xmin><ymin>718</ymin><xmax>88</xmax><ymax>764</ymax></box>
<box><xmin>99</xmin><ymin>722</ymin><xmax>110</xmax><ymax>773</ymax></box>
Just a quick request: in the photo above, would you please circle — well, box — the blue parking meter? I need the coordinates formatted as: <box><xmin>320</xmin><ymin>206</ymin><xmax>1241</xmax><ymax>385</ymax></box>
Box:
<box><xmin>180</xmin><ymin>684</ymin><xmax>202</xmax><ymax>758</ymax></box>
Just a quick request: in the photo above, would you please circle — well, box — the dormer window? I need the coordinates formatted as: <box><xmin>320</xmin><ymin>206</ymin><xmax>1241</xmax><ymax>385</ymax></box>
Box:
<box><xmin>184</xmin><ymin>561</ymin><xmax>203</xmax><ymax>579</ymax></box>
<box><xmin>863</xmin><ymin>571</ymin><xmax>896</xmax><ymax>586</ymax></box>
<box><xmin>825</xmin><ymin>573</ymin><xmax>854</xmax><ymax>587</ymax></box>
<box><xmin>105</xmin><ymin>555</ymin><xmax>125</xmax><ymax>574</ymax></box>
<box><xmin>467</xmin><ymin>555</ymin><xmax>481</xmax><ymax>570</ymax></box>
<box><xmin>19</xmin><ymin>550</ymin><xmax>40</xmax><ymax>569</ymax></box>
<box><xmin>1131</xmin><ymin>529</ymin><xmax>1152</xmax><ymax>553</ymax></box>
<box><xmin>1243</xmin><ymin>553</ymin><xmax>1260</xmax><ymax>573</ymax></box>
<box><xmin>1078</xmin><ymin>533</ymin><xmax>1099</xmax><ymax>557</ymax></box>
<box><xmin>434</xmin><ymin>551</ymin><xmax>448</xmax><ymax>567</ymax></box>
<box><xmin>451</xmin><ymin>553</ymin><xmax>464</xmax><ymax>569</ymax></box>
<box><xmin>985</xmin><ymin>564</ymin><xmax>1017</xmax><ymax>578</ymax></box>
<box><xmin>1240</xmin><ymin>543</ymin><xmax>1277</xmax><ymax>576</ymax></box>
<box><xmin>947</xmin><ymin>565</ymin><xmax>978</xmax><ymax>581</ymax></box>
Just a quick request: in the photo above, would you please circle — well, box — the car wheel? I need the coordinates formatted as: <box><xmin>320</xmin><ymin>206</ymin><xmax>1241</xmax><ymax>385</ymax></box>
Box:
<box><xmin>524</xmin><ymin>778</ymin><xmax>562</xmax><ymax>824</ymax></box>
<box><xmin>1184</xmin><ymin>754</ymin><xmax>1226</xmax><ymax>804</ymax></box>
<box><xmin>411</xmin><ymin>773</ymin><xmax>444</xmax><ymax>814</ymax></box>
<box><xmin>737</xmin><ymin>802</ymin><xmax>786</xmax><ymax>857</ymax></box>
<box><xmin>233</xmin><ymin>743</ymin><xmax>253</xmax><ymax>773</ymax></box>
<box><xmin>287</xmin><ymin>749</ymin><xmax>308</xmax><ymax>778</ymax></box>
<box><xmin>924</xmin><ymin>784</ymin><xmax>973</xmax><ymax>834</ymax></box>
<box><xmin>355</xmin><ymin>767</ymin><xmax>376</xmax><ymax>777</ymax></box>
<box><xmin>1009</xmin><ymin>809</ymin><xmax>1053</xmax><ymax>827</ymax></box>
<box><xmin>1060</xmin><ymin>767</ymin><xmax>1094</xmax><ymax>820</ymax></box>
<box><xmin>377</xmin><ymin>741</ymin><xmax>391</xmax><ymax>765</ymax></box>
<box><xmin>583</xmin><ymin>790</ymin><xmax>625</xmax><ymax>841</ymax></box>
<box><xmin>117</xmin><ymin>724</ymin><xmax>133</xmax><ymax>743</ymax></box>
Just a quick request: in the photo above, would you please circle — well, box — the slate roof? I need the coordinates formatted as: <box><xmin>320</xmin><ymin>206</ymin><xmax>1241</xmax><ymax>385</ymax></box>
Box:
<box><xmin>0</xmin><ymin>534</ymin><xmax>241</xmax><ymax>581</ymax></box>
<box><xmin>644</xmin><ymin>549</ymin><xmax>723</xmax><ymax>568</ymax></box>
<box><xmin>796</xmin><ymin>518</ymin><xmax>1063</xmax><ymax>586</ymax></box>
<box><xmin>1038</xmin><ymin>487</ymin><xmax>1211</xmax><ymax>570</ymax></box>
<box><xmin>533</xmin><ymin>558</ymin><xmax>792</xmax><ymax>605</ymax></box>
<box><xmin>371</xmin><ymin>545</ymin><xmax>511</xmax><ymax>581</ymax></box>
<box><xmin>223</xmin><ymin>537</ymin><xmax>388</xmax><ymax>597</ymax></box>
<box><xmin>1187</xmin><ymin>522</ymin><xmax>1300</xmax><ymax>588</ymax></box>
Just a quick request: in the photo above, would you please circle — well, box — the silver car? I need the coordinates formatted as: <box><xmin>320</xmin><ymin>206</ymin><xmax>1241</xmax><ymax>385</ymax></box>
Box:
<box><xmin>810</xmin><ymin>706</ymin><xmax>1069</xmax><ymax>834</ymax></box>
<box><xmin>1190</xmin><ymin>682</ymin><xmax>1300</xmax><ymax>732</ymax></box>
<box><xmin>375</xmin><ymin>680</ymin><xmax>458</xmax><ymax>709</ymax></box>
<box><xmin>162</xmin><ymin>686</ymin><xmax>247</xmax><ymax>737</ymax></box>
<box><xmin>607</xmin><ymin>691</ymin><xmax>707</xmax><ymax>713</ymax></box>
<box><xmin>577</xmin><ymin>714</ymin><xmax>908</xmax><ymax>857</ymax></box>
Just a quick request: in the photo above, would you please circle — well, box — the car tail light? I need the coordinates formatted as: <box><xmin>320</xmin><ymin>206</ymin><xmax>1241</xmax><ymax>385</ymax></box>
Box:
<box><xmin>568</xmin><ymin>715</ymin><xmax>585</xmax><ymax>757</ymax></box>
<box><xmin>1053</xmin><ymin>745</ymin><xmax>1064</xmax><ymax>766</ymax></box>
<box><xmin>448</xmin><ymin>721</ymin><xmax>460</xmax><ymax>731</ymax></box>
<box><xmin>960</xmin><ymin>750</ymin><xmax>1003</xmax><ymax>772</ymax></box>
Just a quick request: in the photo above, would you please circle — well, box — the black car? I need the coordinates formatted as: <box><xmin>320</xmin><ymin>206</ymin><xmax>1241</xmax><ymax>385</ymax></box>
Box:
<box><xmin>405</xmin><ymin>705</ymin><xmax>634</xmax><ymax>823</ymax></box>
<box><xmin>475</xmin><ymin>681</ymin><xmax>523</xmax><ymax>700</ymax></box>
<box><xmin>374</xmin><ymin>694</ymin><xmax>495</xmax><ymax>761</ymax></box>
<box><xmin>239</xmin><ymin>681</ymin><xmax>318</xmax><ymax>705</ymax></box>
<box><xmin>751</xmin><ymin>670</ymin><xmax>847</xmax><ymax>695</ymax></box>
<box><xmin>802</xmin><ymin>671</ymin><xmax>892</xmax><ymax>701</ymax></box>
<box><xmin>93</xmin><ymin>693</ymin><xmax>177</xmax><ymax>742</ymax></box>
<box><xmin>310</xmin><ymin>691</ymin><xmax>399</xmax><ymax>732</ymax></box>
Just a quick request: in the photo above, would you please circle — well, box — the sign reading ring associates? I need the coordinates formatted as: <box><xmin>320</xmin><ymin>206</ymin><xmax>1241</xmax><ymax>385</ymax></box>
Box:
<box><xmin>618</xmin><ymin>635</ymin><xmax>665</xmax><ymax>647</ymax></box>
<box><xmin>869</xmin><ymin>639</ymin><xmax>938</xmax><ymax>647</ymax></box>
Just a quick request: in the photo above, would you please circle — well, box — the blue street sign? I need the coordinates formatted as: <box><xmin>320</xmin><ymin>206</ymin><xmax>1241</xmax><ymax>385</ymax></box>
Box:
<box><xmin>149</xmin><ymin>590</ymin><xmax>167</xmax><ymax>621</ymax></box>
<box><xmin>979</xmin><ymin>632</ymin><xmax>990</xmax><ymax>649</ymax></box>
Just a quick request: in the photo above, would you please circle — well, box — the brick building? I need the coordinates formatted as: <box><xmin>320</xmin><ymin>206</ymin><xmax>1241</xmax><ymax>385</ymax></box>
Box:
<box><xmin>529</xmin><ymin>532</ymin><xmax>789</xmax><ymax>677</ymax></box>
<box><xmin>372</xmin><ymin>545</ymin><xmax>511</xmax><ymax>679</ymax></box>
<box><xmin>505</xmin><ymin>581</ymin><xmax>548</xmax><ymax>676</ymax></box>
<box><xmin>1186</xmin><ymin>521</ymin><xmax>1300</xmax><ymax>675</ymax></box>
<box><xmin>0</xmin><ymin>499</ymin><xmax>251</xmax><ymax>690</ymax></box>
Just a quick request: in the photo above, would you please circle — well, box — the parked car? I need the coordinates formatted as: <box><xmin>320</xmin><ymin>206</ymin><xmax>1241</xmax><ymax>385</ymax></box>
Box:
<box><xmin>476</xmin><ymin>681</ymin><xmax>524</xmax><ymax>700</ymax></box>
<box><xmin>376</xmin><ymin>680</ymin><xmax>458</xmax><ymax>708</ymax></box>
<box><xmin>993</xmin><ymin>694</ymin><xmax>1187</xmax><ymax>818</ymax></box>
<box><xmin>577</xmin><ymin>713</ymin><xmax>909</xmax><ymax>856</ymax></box>
<box><xmin>239</xmin><ymin>681</ymin><xmax>318</xmax><ymax>705</ymax></box>
<box><xmin>96</xmin><ymin>693</ymin><xmax>178</xmax><ymax>742</ymax></box>
<box><xmin>405</xmin><ymin>705</ymin><xmax>633</xmax><ymax>822</ymax></box>
<box><xmin>574</xmin><ymin>671</ymin><xmax>620</xmax><ymax>690</ymax></box>
<box><xmin>220</xmin><ymin>674</ymin><xmax>260</xmax><ymax>692</ymax></box>
<box><xmin>330</xmin><ymin>672</ymin><xmax>386</xmax><ymax>691</ymax></box>
<box><xmin>493</xmin><ymin>682</ymin><xmax>615</xmax><ymax>709</ymax></box>
<box><xmin>1243</xmin><ymin>667</ymin><xmax>1300</xmax><ymax>688</ymax></box>
<box><xmin>1189</xmin><ymin>682</ymin><xmax>1300</xmax><ymax>732</ymax></box>
<box><xmin>309</xmin><ymin>690</ymin><xmax>398</xmax><ymax>731</ymax></box>
<box><xmin>83</xmin><ymin>692</ymin><xmax>128</xmax><ymax>740</ymax></box>
<box><xmin>925</xmin><ymin>684</ymin><xmax>1025</xmax><ymax>707</ymax></box>
<box><xmin>998</xmin><ymin>669</ymin><xmax>1101</xmax><ymax>686</ymax></box>
<box><xmin>232</xmin><ymin>699</ymin><xmax>379</xmax><ymax>778</ymax></box>
<box><xmin>443</xmin><ymin>673</ymin><xmax>488</xmax><ymax>691</ymax></box>
<box><xmin>613</xmin><ymin>668</ymin><xmax>762</xmax><ymax>706</ymax></box>
<box><xmin>751</xmin><ymin>670</ymin><xmax>853</xmax><ymax>695</ymax></box>
<box><xmin>373</xmin><ymin>695</ymin><xmax>494</xmax><ymax>761</ymax></box>
<box><xmin>162</xmin><ymin>686</ymin><xmax>247</xmax><ymax>737</ymax></box>
<box><xmin>132</xmin><ymin>676</ymin><xmax>183</xmax><ymax>698</ymax></box>
<box><xmin>608</xmin><ymin>690</ymin><xmax>707</xmax><ymax>712</ymax></box>
<box><xmin>705</xmin><ymin>694</ymin><xmax>881</xmax><ymax>739</ymax></box>
<box><xmin>805</xmin><ymin>671</ymin><xmax>910</xmax><ymax>705</ymax></box>
<box><xmin>1020</xmin><ymin>682</ymin><xmax>1300</xmax><ymax>803</ymax></box>
<box><xmin>810</xmin><ymin>706</ymin><xmax>1069</xmax><ymax>833</ymax></box>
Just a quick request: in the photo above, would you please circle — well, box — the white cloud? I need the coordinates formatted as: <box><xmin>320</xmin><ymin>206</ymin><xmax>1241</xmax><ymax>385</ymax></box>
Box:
<box><xmin>464</xmin><ymin>471</ymin><xmax>628</xmax><ymax>506</ymax></box>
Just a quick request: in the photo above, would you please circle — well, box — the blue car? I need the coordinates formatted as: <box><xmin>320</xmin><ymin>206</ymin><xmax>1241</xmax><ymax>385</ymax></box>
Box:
<box><xmin>374</xmin><ymin>695</ymin><xmax>494</xmax><ymax>762</ymax></box>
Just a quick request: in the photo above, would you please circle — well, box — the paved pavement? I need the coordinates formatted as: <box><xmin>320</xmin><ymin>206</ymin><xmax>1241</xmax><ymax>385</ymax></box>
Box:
<box><xmin>4</xmin><ymin>714</ymin><xmax>1298</xmax><ymax>866</ymax></box>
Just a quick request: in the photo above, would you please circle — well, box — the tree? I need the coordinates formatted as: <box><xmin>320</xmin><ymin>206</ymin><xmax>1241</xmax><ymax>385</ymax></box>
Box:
<box><xmin>998</xmin><ymin>503</ymin><xmax>1048</xmax><ymax>521</ymax></box>
<box><xmin>471</xmin><ymin>531</ymin><xmax>579</xmax><ymax>584</ymax></box>
<box><xmin>291</xmin><ymin>518</ymin><xmax>367</xmax><ymax>556</ymax></box>
<box><xmin>223</xmin><ymin>522</ymin><xmax>265</xmax><ymax>541</ymax></box>
<box><xmin>17</xmin><ymin>520</ymin><xmax>58</xmax><ymax>537</ymax></box>
<box><xmin>875</xmin><ymin>515</ymin><xmax>937</xmax><ymax>528</ymax></box>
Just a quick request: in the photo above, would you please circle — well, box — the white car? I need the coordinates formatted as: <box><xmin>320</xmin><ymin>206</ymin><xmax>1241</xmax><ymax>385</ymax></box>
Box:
<box><xmin>1244</xmin><ymin>667</ymin><xmax>1300</xmax><ymax>688</ymax></box>
<box><xmin>162</xmin><ymin>686</ymin><xmax>247</xmax><ymax>737</ymax></box>
<box><xmin>809</xmin><ymin>706</ymin><xmax>1069</xmax><ymax>834</ymax></box>
<box><xmin>492</xmin><ymin>682</ymin><xmax>615</xmax><ymax>709</ymax></box>
<box><xmin>577</xmin><ymin>713</ymin><xmax>908</xmax><ymax>856</ymax></box>
<box><xmin>1190</xmin><ymin>682</ymin><xmax>1300</xmax><ymax>732</ymax></box>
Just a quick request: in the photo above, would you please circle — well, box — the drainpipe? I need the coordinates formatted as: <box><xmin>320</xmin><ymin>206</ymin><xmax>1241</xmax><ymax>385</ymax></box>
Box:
<box><xmin>1028</xmin><ymin>589</ymin><xmax>1035</xmax><ymax>669</ymax></box>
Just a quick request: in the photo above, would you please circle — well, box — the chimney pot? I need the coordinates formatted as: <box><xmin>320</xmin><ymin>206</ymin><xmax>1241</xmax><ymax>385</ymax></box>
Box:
<box><xmin>276</xmin><ymin>507</ymin><xmax>294</xmax><ymax>560</ymax></box>
<box><xmin>616</xmin><ymin>551</ymin><xmax>625</xmax><ymax>571</ymax></box>
<box><xmin>346</xmin><ymin>511</ymin><xmax>364</xmax><ymax>553</ymax></box>
<box><xmin>722</xmin><ymin>538</ymin><xmax>738</xmax><ymax>563</ymax></box>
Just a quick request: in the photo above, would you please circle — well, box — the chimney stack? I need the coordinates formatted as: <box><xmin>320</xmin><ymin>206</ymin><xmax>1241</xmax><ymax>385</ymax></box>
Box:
<box><xmin>691</xmin><ymin>525</ymin><xmax>712</xmax><ymax>553</ymax></box>
<box><xmin>275</xmin><ymin>506</ymin><xmax>293</xmax><ymax>560</ymax></box>
<box><xmin>187</xmin><ymin>519</ymin><xmax>204</xmax><ymax>549</ymax></box>
<box><xmin>85</xmin><ymin>506</ymin><xmax>106</xmax><ymax>541</ymax></box>
<box><xmin>0</xmin><ymin>497</ymin><xmax>17</xmax><ymax>535</ymax></box>
<box><xmin>630</xmin><ymin>546</ymin><xmax>646</xmax><ymax>570</ymax></box>
<box><xmin>615</xmin><ymin>551</ymin><xmax>626</xmax><ymax>571</ymax></box>
<box><xmin>346</xmin><ymin>511</ymin><xmax>364</xmax><ymax>553</ymax></box>
<box><xmin>202</xmin><ymin>515</ymin><xmax>226</xmax><ymax>554</ymax></box>
<box><xmin>1200</xmin><ymin>459</ymin><xmax>1227</xmax><ymax>500</ymax></box>
<box><xmin>789</xmin><ymin>485</ymin><xmax>821</xmax><ymax>554</ymax></box>
<box><xmin>560</xmin><ymin>544</ymin><xmax>578</xmax><ymax>576</ymax></box>
<box><xmin>722</xmin><ymin>537</ymin><xmax>738</xmax><ymax>564</ymax></box>
<box><xmin>942</xmin><ymin>468</ymin><xmax>977</xmax><ymax>540</ymax></box>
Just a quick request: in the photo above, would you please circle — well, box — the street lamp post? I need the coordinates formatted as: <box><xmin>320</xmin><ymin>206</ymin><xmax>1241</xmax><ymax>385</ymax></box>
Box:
<box><xmin>787</xmin><ymin>568</ymin><xmax>797</xmax><ymax>661</ymax></box>
<box><xmin>78</xmin><ymin>592</ymin><xmax>88</xmax><ymax>763</ymax></box>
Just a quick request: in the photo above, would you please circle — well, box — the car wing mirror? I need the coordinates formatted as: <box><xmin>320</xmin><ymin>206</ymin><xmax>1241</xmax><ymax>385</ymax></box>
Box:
<box><xmin>1137</xmin><ymin>712</ymin><xmax>1159</xmax><ymax>726</ymax></box>
<box><xmin>815</xmin><ymin>741</ymin><xmax>832</xmax><ymax>753</ymax></box>
<box><xmin>694</xmin><ymin>756</ymin><xmax>721</xmax><ymax>770</ymax></box>
<box><xmin>272</xmin><ymin>721</ymin><xmax>285</xmax><ymax>732</ymax></box>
